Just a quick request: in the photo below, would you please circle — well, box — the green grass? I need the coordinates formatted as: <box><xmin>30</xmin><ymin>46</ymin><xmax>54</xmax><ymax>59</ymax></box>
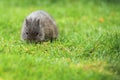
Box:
<box><xmin>0</xmin><ymin>0</ymin><xmax>120</xmax><ymax>80</ymax></box>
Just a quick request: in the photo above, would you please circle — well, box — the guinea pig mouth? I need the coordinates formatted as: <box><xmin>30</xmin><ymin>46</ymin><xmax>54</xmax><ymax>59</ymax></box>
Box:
<box><xmin>27</xmin><ymin>39</ymin><xmax>40</xmax><ymax>43</ymax></box>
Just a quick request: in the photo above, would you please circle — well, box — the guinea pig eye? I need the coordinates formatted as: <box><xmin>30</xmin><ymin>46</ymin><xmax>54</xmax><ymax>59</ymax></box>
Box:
<box><xmin>36</xmin><ymin>32</ymin><xmax>38</xmax><ymax>35</ymax></box>
<box><xmin>26</xmin><ymin>32</ymin><xmax>28</xmax><ymax>35</ymax></box>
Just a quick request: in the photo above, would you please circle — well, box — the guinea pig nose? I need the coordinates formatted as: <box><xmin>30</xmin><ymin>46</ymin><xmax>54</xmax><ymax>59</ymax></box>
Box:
<box><xmin>31</xmin><ymin>38</ymin><xmax>36</xmax><ymax>41</ymax></box>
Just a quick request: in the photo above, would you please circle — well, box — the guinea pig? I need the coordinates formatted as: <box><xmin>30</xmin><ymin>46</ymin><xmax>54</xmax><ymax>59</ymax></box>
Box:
<box><xmin>21</xmin><ymin>10</ymin><xmax>58</xmax><ymax>43</ymax></box>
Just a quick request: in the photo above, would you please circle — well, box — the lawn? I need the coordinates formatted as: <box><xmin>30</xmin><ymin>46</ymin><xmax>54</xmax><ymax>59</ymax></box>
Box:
<box><xmin>0</xmin><ymin>0</ymin><xmax>120</xmax><ymax>80</ymax></box>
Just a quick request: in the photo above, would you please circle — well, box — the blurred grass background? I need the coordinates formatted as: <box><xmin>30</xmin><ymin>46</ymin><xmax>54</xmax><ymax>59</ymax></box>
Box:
<box><xmin>0</xmin><ymin>0</ymin><xmax>120</xmax><ymax>80</ymax></box>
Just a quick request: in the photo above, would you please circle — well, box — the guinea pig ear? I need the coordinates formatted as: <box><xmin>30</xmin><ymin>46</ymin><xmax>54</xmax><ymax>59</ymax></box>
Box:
<box><xmin>25</xmin><ymin>19</ymin><xmax>29</xmax><ymax>25</ymax></box>
<box><xmin>37</xmin><ymin>19</ymin><xmax>40</xmax><ymax>26</ymax></box>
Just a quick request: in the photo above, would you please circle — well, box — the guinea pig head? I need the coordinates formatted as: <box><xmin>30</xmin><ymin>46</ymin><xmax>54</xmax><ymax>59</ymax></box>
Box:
<box><xmin>22</xmin><ymin>18</ymin><xmax>44</xmax><ymax>43</ymax></box>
